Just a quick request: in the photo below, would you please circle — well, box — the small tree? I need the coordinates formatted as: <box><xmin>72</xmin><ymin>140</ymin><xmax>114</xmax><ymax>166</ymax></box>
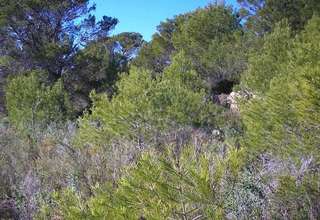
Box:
<box><xmin>172</xmin><ymin>5</ymin><xmax>248</xmax><ymax>94</ymax></box>
<box><xmin>6</xmin><ymin>71</ymin><xmax>71</xmax><ymax>133</ymax></box>
<box><xmin>240</xmin><ymin>21</ymin><xmax>292</xmax><ymax>94</ymax></box>
<box><xmin>241</xmin><ymin>16</ymin><xmax>320</xmax><ymax>162</ymax></box>
<box><xmin>77</xmin><ymin>54</ymin><xmax>220</xmax><ymax>148</ymax></box>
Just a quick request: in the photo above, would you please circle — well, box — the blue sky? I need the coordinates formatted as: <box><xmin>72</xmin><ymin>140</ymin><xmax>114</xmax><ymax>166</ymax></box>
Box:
<box><xmin>93</xmin><ymin>0</ymin><xmax>239</xmax><ymax>41</ymax></box>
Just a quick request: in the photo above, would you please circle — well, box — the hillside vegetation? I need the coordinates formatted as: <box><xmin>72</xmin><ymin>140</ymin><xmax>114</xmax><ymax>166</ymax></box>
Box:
<box><xmin>0</xmin><ymin>0</ymin><xmax>320</xmax><ymax>219</ymax></box>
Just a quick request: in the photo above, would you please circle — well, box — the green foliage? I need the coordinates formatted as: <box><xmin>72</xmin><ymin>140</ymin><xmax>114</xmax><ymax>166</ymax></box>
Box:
<box><xmin>2</xmin><ymin>1</ymin><xmax>320</xmax><ymax>219</ymax></box>
<box><xmin>134</xmin><ymin>5</ymin><xmax>250</xmax><ymax>94</ymax></box>
<box><xmin>238</xmin><ymin>0</ymin><xmax>320</xmax><ymax>33</ymax></box>
<box><xmin>173</xmin><ymin>6</ymin><xmax>239</xmax><ymax>49</ymax></box>
<box><xmin>39</xmin><ymin>145</ymin><xmax>244</xmax><ymax>220</ymax></box>
<box><xmin>65</xmin><ymin>32</ymin><xmax>143</xmax><ymax>113</ymax></box>
<box><xmin>133</xmin><ymin>15</ymin><xmax>187</xmax><ymax>73</ymax></box>
<box><xmin>241</xmin><ymin>16</ymin><xmax>320</xmax><ymax>162</ymax></box>
<box><xmin>77</xmin><ymin>54</ymin><xmax>220</xmax><ymax>147</ymax></box>
<box><xmin>37</xmin><ymin>189</ymin><xmax>88</xmax><ymax>220</ymax></box>
<box><xmin>241</xmin><ymin>21</ymin><xmax>292</xmax><ymax>94</ymax></box>
<box><xmin>0</xmin><ymin>0</ymin><xmax>118</xmax><ymax>79</ymax></box>
<box><xmin>272</xmin><ymin>172</ymin><xmax>320</xmax><ymax>219</ymax></box>
<box><xmin>92</xmin><ymin>147</ymin><xmax>218</xmax><ymax>219</ymax></box>
<box><xmin>5</xmin><ymin>71</ymin><xmax>71</xmax><ymax>133</ymax></box>
<box><xmin>172</xmin><ymin>5</ymin><xmax>248</xmax><ymax>92</ymax></box>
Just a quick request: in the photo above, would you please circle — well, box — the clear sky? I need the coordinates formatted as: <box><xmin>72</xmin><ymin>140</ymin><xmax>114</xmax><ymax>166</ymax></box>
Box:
<box><xmin>93</xmin><ymin>0</ymin><xmax>239</xmax><ymax>41</ymax></box>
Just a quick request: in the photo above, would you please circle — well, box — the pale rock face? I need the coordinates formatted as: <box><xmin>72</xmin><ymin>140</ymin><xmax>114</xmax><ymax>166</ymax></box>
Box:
<box><xmin>71</xmin><ymin>94</ymin><xmax>90</xmax><ymax>114</ymax></box>
<box><xmin>226</xmin><ymin>91</ymin><xmax>256</xmax><ymax>114</ymax></box>
<box><xmin>227</xmin><ymin>92</ymin><xmax>240</xmax><ymax>113</ymax></box>
<box><xmin>213</xmin><ymin>90</ymin><xmax>255</xmax><ymax>114</ymax></box>
<box><xmin>213</xmin><ymin>93</ymin><xmax>229</xmax><ymax>107</ymax></box>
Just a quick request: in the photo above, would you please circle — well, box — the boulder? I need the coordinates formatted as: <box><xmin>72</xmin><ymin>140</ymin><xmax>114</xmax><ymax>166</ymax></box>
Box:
<box><xmin>213</xmin><ymin>90</ymin><xmax>255</xmax><ymax>114</ymax></box>
<box><xmin>226</xmin><ymin>90</ymin><xmax>256</xmax><ymax>114</ymax></box>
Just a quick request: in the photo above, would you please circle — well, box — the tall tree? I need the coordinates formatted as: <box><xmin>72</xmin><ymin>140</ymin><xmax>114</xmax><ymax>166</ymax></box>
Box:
<box><xmin>133</xmin><ymin>15</ymin><xmax>187</xmax><ymax>74</ymax></box>
<box><xmin>172</xmin><ymin>5</ymin><xmax>247</xmax><ymax>95</ymax></box>
<box><xmin>241</xmin><ymin>16</ymin><xmax>320</xmax><ymax>162</ymax></box>
<box><xmin>0</xmin><ymin>0</ymin><xmax>118</xmax><ymax>80</ymax></box>
<box><xmin>66</xmin><ymin>32</ymin><xmax>143</xmax><ymax>113</ymax></box>
<box><xmin>238</xmin><ymin>0</ymin><xmax>320</xmax><ymax>34</ymax></box>
<box><xmin>240</xmin><ymin>21</ymin><xmax>292</xmax><ymax>94</ymax></box>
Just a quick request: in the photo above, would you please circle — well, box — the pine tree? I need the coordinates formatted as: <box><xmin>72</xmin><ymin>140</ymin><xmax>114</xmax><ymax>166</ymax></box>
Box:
<box><xmin>77</xmin><ymin>54</ymin><xmax>220</xmax><ymax>148</ymax></box>
<box><xmin>241</xmin><ymin>16</ymin><xmax>320</xmax><ymax>162</ymax></box>
<box><xmin>5</xmin><ymin>70</ymin><xmax>71</xmax><ymax>133</ymax></box>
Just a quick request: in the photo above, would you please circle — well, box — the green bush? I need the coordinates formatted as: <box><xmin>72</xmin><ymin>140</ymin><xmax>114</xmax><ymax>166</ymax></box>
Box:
<box><xmin>172</xmin><ymin>5</ymin><xmax>248</xmax><ymax>92</ymax></box>
<box><xmin>77</xmin><ymin>54</ymin><xmax>221</xmax><ymax>147</ymax></box>
<box><xmin>240</xmin><ymin>21</ymin><xmax>292</xmax><ymax>94</ymax></box>
<box><xmin>37</xmin><ymin>145</ymin><xmax>244</xmax><ymax>220</ymax></box>
<box><xmin>6</xmin><ymin>71</ymin><xmax>71</xmax><ymax>133</ymax></box>
<box><xmin>241</xmin><ymin>16</ymin><xmax>320</xmax><ymax>162</ymax></box>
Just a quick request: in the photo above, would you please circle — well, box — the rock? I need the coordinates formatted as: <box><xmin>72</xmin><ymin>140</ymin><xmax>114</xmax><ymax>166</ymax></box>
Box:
<box><xmin>213</xmin><ymin>93</ymin><xmax>229</xmax><ymax>107</ymax></box>
<box><xmin>71</xmin><ymin>94</ymin><xmax>90</xmax><ymax>114</ymax></box>
<box><xmin>226</xmin><ymin>92</ymin><xmax>240</xmax><ymax>113</ymax></box>
<box><xmin>213</xmin><ymin>90</ymin><xmax>255</xmax><ymax>114</ymax></box>
<box><xmin>227</xmin><ymin>90</ymin><xmax>256</xmax><ymax>113</ymax></box>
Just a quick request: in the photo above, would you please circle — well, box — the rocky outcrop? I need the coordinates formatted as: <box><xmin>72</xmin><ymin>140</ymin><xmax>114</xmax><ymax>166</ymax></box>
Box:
<box><xmin>226</xmin><ymin>92</ymin><xmax>240</xmax><ymax>113</ymax></box>
<box><xmin>213</xmin><ymin>93</ymin><xmax>229</xmax><ymax>107</ymax></box>
<box><xmin>70</xmin><ymin>94</ymin><xmax>90</xmax><ymax>115</ymax></box>
<box><xmin>213</xmin><ymin>90</ymin><xmax>255</xmax><ymax>114</ymax></box>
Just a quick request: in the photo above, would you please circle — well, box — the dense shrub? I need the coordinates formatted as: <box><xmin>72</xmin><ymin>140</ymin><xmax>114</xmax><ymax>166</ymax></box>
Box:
<box><xmin>77</xmin><ymin>54</ymin><xmax>221</xmax><ymax>147</ymax></box>
<box><xmin>240</xmin><ymin>17</ymin><xmax>320</xmax><ymax>219</ymax></box>
<box><xmin>241</xmin><ymin>16</ymin><xmax>320</xmax><ymax>162</ymax></box>
<box><xmin>37</xmin><ymin>142</ymin><xmax>244</xmax><ymax>220</ymax></box>
<box><xmin>5</xmin><ymin>71</ymin><xmax>72</xmax><ymax>133</ymax></box>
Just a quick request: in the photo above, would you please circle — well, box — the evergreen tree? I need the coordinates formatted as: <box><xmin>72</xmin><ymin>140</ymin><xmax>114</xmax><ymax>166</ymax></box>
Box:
<box><xmin>0</xmin><ymin>0</ymin><xmax>118</xmax><ymax>80</ymax></box>
<box><xmin>240</xmin><ymin>21</ymin><xmax>292</xmax><ymax>94</ymax></box>
<box><xmin>133</xmin><ymin>15</ymin><xmax>187</xmax><ymax>74</ymax></box>
<box><xmin>77</xmin><ymin>56</ymin><xmax>220</xmax><ymax>147</ymax></box>
<box><xmin>5</xmin><ymin>70</ymin><xmax>71</xmax><ymax>133</ymax></box>
<box><xmin>238</xmin><ymin>0</ymin><xmax>320</xmax><ymax>33</ymax></box>
<box><xmin>65</xmin><ymin>32</ymin><xmax>143</xmax><ymax>113</ymax></box>
<box><xmin>241</xmin><ymin>16</ymin><xmax>320</xmax><ymax>162</ymax></box>
<box><xmin>172</xmin><ymin>5</ymin><xmax>248</xmax><ymax>94</ymax></box>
